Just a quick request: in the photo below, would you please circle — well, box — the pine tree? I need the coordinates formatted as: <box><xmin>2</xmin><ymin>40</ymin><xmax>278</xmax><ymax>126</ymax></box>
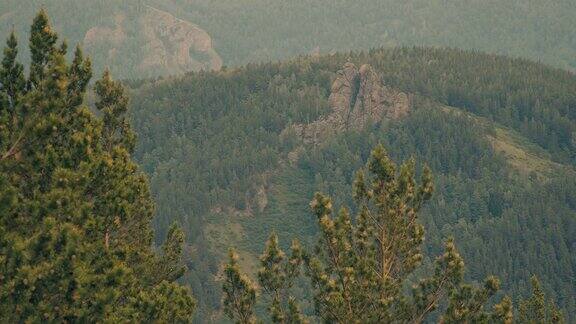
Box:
<box><xmin>222</xmin><ymin>249</ymin><xmax>258</xmax><ymax>324</ymax></box>
<box><xmin>0</xmin><ymin>30</ymin><xmax>25</xmax><ymax>107</ymax></box>
<box><xmin>95</xmin><ymin>69</ymin><xmax>136</xmax><ymax>152</ymax></box>
<box><xmin>304</xmin><ymin>145</ymin><xmax>511</xmax><ymax>323</ymax></box>
<box><xmin>222</xmin><ymin>144</ymin><xmax>512</xmax><ymax>323</ymax></box>
<box><xmin>67</xmin><ymin>46</ymin><xmax>92</xmax><ymax>107</ymax></box>
<box><xmin>0</xmin><ymin>11</ymin><xmax>195</xmax><ymax>322</ymax></box>
<box><xmin>519</xmin><ymin>276</ymin><xmax>564</xmax><ymax>324</ymax></box>
<box><xmin>155</xmin><ymin>223</ymin><xmax>188</xmax><ymax>283</ymax></box>
<box><xmin>257</xmin><ymin>233</ymin><xmax>306</xmax><ymax>323</ymax></box>
<box><xmin>28</xmin><ymin>9</ymin><xmax>57</xmax><ymax>89</ymax></box>
<box><xmin>222</xmin><ymin>235</ymin><xmax>307</xmax><ymax>324</ymax></box>
<box><xmin>0</xmin><ymin>30</ymin><xmax>25</xmax><ymax>155</ymax></box>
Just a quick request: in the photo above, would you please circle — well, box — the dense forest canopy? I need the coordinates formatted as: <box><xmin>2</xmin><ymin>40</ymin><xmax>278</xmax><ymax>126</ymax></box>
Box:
<box><xmin>2</xmin><ymin>5</ymin><xmax>576</xmax><ymax>323</ymax></box>
<box><xmin>129</xmin><ymin>48</ymin><xmax>576</xmax><ymax>321</ymax></box>
<box><xmin>1</xmin><ymin>0</ymin><xmax>575</xmax><ymax>79</ymax></box>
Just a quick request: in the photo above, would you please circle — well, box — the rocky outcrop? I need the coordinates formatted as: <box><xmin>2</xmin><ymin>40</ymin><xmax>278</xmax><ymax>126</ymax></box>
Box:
<box><xmin>137</xmin><ymin>5</ymin><xmax>222</xmax><ymax>75</ymax></box>
<box><xmin>83</xmin><ymin>13</ymin><xmax>128</xmax><ymax>51</ymax></box>
<box><xmin>288</xmin><ymin>62</ymin><xmax>410</xmax><ymax>145</ymax></box>
<box><xmin>83</xmin><ymin>5</ymin><xmax>222</xmax><ymax>77</ymax></box>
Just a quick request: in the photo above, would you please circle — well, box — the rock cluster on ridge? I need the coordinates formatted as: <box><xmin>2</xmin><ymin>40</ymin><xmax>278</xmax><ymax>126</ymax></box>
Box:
<box><xmin>288</xmin><ymin>62</ymin><xmax>410</xmax><ymax>145</ymax></box>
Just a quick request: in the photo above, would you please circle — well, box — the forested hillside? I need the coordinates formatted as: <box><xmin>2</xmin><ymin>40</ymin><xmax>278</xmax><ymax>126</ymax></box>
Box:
<box><xmin>2</xmin><ymin>8</ymin><xmax>576</xmax><ymax>323</ymax></box>
<box><xmin>2</xmin><ymin>0</ymin><xmax>575</xmax><ymax>79</ymax></box>
<box><xmin>129</xmin><ymin>48</ymin><xmax>576</xmax><ymax>321</ymax></box>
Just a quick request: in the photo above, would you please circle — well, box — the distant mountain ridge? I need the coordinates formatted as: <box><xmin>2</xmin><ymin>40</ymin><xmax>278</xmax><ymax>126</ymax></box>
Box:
<box><xmin>2</xmin><ymin>0</ymin><xmax>575</xmax><ymax>79</ymax></box>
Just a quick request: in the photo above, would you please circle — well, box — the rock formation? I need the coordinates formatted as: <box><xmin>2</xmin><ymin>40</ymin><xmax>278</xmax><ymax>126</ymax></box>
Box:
<box><xmin>289</xmin><ymin>62</ymin><xmax>410</xmax><ymax>144</ymax></box>
<box><xmin>83</xmin><ymin>13</ymin><xmax>128</xmax><ymax>61</ymax></box>
<box><xmin>83</xmin><ymin>5</ymin><xmax>222</xmax><ymax>77</ymax></box>
<box><xmin>137</xmin><ymin>5</ymin><xmax>222</xmax><ymax>75</ymax></box>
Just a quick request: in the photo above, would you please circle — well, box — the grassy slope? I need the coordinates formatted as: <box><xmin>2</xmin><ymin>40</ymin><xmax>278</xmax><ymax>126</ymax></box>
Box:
<box><xmin>441</xmin><ymin>105</ymin><xmax>571</xmax><ymax>178</ymax></box>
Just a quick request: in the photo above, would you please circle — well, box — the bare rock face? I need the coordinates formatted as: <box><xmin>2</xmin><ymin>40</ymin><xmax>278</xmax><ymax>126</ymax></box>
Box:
<box><xmin>289</xmin><ymin>63</ymin><xmax>410</xmax><ymax>144</ymax></box>
<box><xmin>83</xmin><ymin>5</ymin><xmax>222</xmax><ymax>77</ymax></box>
<box><xmin>138</xmin><ymin>6</ymin><xmax>222</xmax><ymax>75</ymax></box>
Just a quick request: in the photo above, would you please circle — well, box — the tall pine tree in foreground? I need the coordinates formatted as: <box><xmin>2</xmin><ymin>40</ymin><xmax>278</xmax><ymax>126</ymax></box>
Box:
<box><xmin>223</xmin><ymin>145</ymin><xmax>515</xmax><ymax>323</ymax></box>
<box><xmin>0</xmin><ymin>11</ymin><xmax>195</xmax><ymax>322</ymax></box>
<box><xmin>222</xmin><ymin>250</ymin><xmax>258</xmax><ymax>324</ymax></box>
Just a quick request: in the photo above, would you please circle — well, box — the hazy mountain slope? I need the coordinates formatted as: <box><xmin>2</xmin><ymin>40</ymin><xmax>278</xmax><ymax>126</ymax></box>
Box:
<box><xmin>161</xmin><ymin>0</ymin><xmax>576</xmax><ymax>71</ymax></box>
<box><xmin>2</xmin><ymin>0</ymin><xmax>575</xmax><ymax>79</ymax></box>
<box><xmin>129</xmin><ymin>48</ymin><xmax>576</xmax><ymax>321</ymax></box>
<box><xmin>0</xmin><ymin>0</ymin><xmax>221</xmax><ymax>78</ymax></box>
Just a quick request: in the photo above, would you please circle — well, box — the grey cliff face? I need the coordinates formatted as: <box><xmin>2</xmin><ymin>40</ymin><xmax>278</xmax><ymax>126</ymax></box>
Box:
<box><xmin>289</xmin><ymin>63</ymin><xmax>410</xmax><ymax>145</ymax></box>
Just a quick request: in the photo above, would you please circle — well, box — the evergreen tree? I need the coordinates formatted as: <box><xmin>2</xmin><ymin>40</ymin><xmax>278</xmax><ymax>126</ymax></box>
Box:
<box><xmin>155</xmin><ymin>223</ymin><xmax>188</xmax><ymax>283</ymax></box>
<box><xmin>94</xmin><ymin>69</ymin><xmax>136</xmax><ymax>152</ymax></box>
<box><xmin>67</xmin><ymin>45</ymin><xmax>92</xmax><ymax>107</ymax></box>
<box><xmin>222</xmin><ymin>145</ymin><xmax>513</xmax><ymax>323</ymax></box>
<box><xmin>222</xmin><ymin>249</ymin><xmax>258</xmax><ymax>324</ymax></box>
<box><xmin>519</xmin><ymin>276</ymin><xmax>564</xmax><ymax>324</ymax></box>
<box><xmin>28</xmin><ymin>9</ymin><xmax>57</xmax><ymax>89</ymax></box>
<box><xmin>257</xmin><ymin>233</ymin><xmax>306</xmax><ymax>323</ymax></box>
<box><xmin>0</xmin><ymin>30</ymin><xmax>25</xmax><ymax>155</ymax></box>
<box><xmin>0</xmin><ymin>11</ymin><xmax>195</xmax><ymax>322</ymax></box>
<box><xmin>0</xmin><ymin>30</ymin><xmax>25</xmax><ymax>106</ymax></box>
<box><xmin>222</xmin><ymin>235</ymin><xmax>307</xmax><ymax>324</ymax></box>
<box><xmin>304</xmin><ymin>145</ymin><xmax>511</xmax><ymax>323</ymax></box>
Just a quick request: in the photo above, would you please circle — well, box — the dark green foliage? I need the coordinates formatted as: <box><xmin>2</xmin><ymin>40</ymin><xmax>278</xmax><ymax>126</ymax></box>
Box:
<box><xmin>67</xmin><ymin>46</ymin><xmax>92</xmax><ymax>107</ymax></box>
<box><xmin>28</xmin><ymin>9</ymin><xmax>58</xmax><ymax>89</ymax></box>
<box><xmin>303</xmin><ymin>147</ymin><xmax>511</xmax><ymax>323</ymax></box>
<box><xmin>95</xmin><ymin>69</ymin><xmax>136</xmax><ymax>152</ymax></box>
<box><xmin>0</xmin><ymin>12</ymin><xmax>195</xmax><ymax>322</ymax></box>
<box><xmin>222</xmin><ymin>250</ymin><xmax>258</xmax><ymax>324</ymax></box>
<box><xmin>156</xmin><ymin>223</ymin><xmax>188</xmax><ymax>283</ymax></box>
<box><xmin>129</xmin><ymin>48</ymin><xmax>575</xmax><ymax>320</ymax></box>
<box><xmin>257</xmin><ymin>233</ymin><xmax>306</xmax><ymax>323</ymax></box>
<box><xmin>519</xmin><ymin>276</ymin><xmax>564</xmax><ymax>324</ymax></box>
<box><xmin>0</xmin><ymin>31</ymin><xmax>25</xmax><ymax>105</ymax></box>
<box><xmin>223</xmin><ymin>235</ymin><xmax>307</xmax><ymax>324</ymax></box>
<box><xmin>223</xmin><ymin>146</ymin><xmax>513</xmax><ymax>323</ymax></box>
<box><xmin>0</xmin><ymin>30</ymin><xmax>25</xmax><ymax>154</ymax></box>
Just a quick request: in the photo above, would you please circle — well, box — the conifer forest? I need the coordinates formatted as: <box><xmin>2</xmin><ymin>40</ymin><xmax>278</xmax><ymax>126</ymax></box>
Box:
<box><xmin>1</xmin><ymin>2</ymin><xmax>575</xmax><ymax>323</ymax></box>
